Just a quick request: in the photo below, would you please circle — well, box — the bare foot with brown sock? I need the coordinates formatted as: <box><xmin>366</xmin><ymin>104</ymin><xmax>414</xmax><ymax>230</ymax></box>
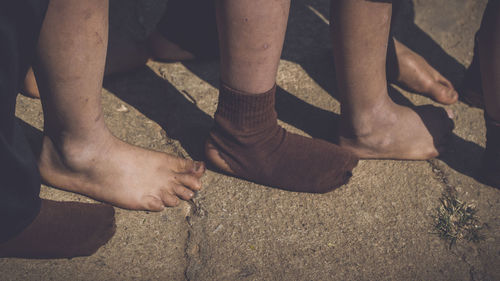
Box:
<box><xmin>39</xmin><ymin>133</ymin><xmax>205</xmax><ymax>211</ymax></box>
<box><xmin>388</xmin><ymin>38</ymin><xmax>458</xmax><ymax>105</ymax></box>
<box><xmin>0</xmin><ymin>199</ymin><xmax>115</xmax><ymax>259</ymax></box>
<box><xmin>206</xmin><ymin>84</ymin><xmax>358</xmax><ymax>193</ymax></box>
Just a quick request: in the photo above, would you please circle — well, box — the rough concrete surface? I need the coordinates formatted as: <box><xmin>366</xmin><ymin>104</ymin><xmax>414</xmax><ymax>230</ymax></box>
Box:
<box><xmin>1</xmin><ymin>0</ymin><xmax>499</xmax><ymax>280</ymax></box>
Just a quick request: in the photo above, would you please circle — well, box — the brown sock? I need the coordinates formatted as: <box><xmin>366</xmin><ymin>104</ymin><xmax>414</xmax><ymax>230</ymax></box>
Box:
<box><xmin>0</xmin><ymin>199</ymin><xmax>116</xmax><ymax>259</ymax></box>
<box><xmin>208</xmin><ymin>83</ymin><xmax>359</xmax><ymax>193</ymax></box>
<box><xmin>481</xmin><ymin>113</ymin><xmax>500</xmax><ymax>188</ymax></box>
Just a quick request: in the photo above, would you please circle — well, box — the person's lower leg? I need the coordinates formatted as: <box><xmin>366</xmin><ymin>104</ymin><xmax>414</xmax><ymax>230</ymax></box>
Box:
<box><xmin>478</xmin><ymin>1</ymin><xmax>500</xmax><ymax>187</ymax></box>
<box><xmin>206</xmin><ymin>0</ymin><xmax>358</xmax><ymax>192</ymax></box>
<box><xmin>0</xmin><ymin>0</ymin><xmax>115</xmax><ymax>259</ymax></box>
<box><xmin>330</xmin><ymin>0</ymin><xmax>453</xmax><ymax>160</ymax></box>
<box><xmin>35</xmin><ymin>0</ymin><xmax>205</xmax><ymax>211</ymax></box>
<box><xmin>215</xmin><ymin>0</ymin><xmax>288</xmax><ymax>94</ymax></box>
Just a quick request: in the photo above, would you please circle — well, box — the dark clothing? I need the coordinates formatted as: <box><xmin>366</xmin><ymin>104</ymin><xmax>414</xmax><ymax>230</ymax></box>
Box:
<box><xmin>0</xmin><ymin>0</ymin><xmax>48</xmax><ymax>243</ymax></box>
<box><xmin>157</xmin><ymin>0</ymin><xmax>219</xmax><ymax>59</ymax></box>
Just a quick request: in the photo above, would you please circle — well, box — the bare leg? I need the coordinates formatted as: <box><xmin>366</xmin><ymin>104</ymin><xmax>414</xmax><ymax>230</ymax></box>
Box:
<box><xmin>21</xmin><ymin>22</ymin><xmax>199</xmax><ymax>99</ymax></box>
<box><xmin>214</xmin><ymin>0</ymin><xmax>288</xmax><ymax>94</ymax></box>
<box><xmin>35</xmin><ymin>0</ymin><xmax>205</xmax><ymax>211</ymax></box>
<box><xmin>331</xmin><ymin>0</ymin><xmax>453</xmax><ymax>160</ymax></box>
<box><xmin>23</xmin><ymin>0</ymin><xmax>457</xmax><ymax>105</ymax></box>
<box><xmin>478</xmin><ymin>1</ymin><xmax>500</xmax><ymax>187</ymax></box>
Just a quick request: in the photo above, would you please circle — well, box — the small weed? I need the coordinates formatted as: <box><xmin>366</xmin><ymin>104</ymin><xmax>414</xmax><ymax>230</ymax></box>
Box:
<box><xmin>433</xmin><ymin>191</ymin><xmax>484</xmax><ymax>248</ymax></box>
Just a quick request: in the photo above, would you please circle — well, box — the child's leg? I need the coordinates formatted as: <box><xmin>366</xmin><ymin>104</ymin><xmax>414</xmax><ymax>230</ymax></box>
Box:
<box><xmin>0</xmin><ymin>0</ymin><xmax>115</xmax><ymax>259</ymax></box>
<box><xmin>205</xmin><ymin>0</ymin><xmax>358</xmax><ymax>193</ymax></box>
<box><xmin>35</xmin><ymin>0</ymin><xmax>205</xmax><ymax>211</ymax></box>
<box><xmin>330</xmin><ymin>0</ymin><xmax>454</xmax><ymax>160</ymax></box>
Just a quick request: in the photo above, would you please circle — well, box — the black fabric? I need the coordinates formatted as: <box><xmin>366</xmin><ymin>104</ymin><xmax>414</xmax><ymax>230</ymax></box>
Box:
<box><xmin>156</xmin><ymin>0</ymin><xmax>219</xmax><ymax>59</ymax></box>
<box><xmin>0</xmin><ymin>0</ymin><xmax>48</xmax><ymax>243</ymax></box>
<box><xmin>482</xmin><ymin>113</ymin><xmax>500</xmax><ymax>188</ymax></box>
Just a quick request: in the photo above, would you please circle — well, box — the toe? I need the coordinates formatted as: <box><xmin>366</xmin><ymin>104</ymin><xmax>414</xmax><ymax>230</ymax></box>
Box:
<box><xmin>444</xmin><ymin>108</ymin><xmax>455</xmax><ymax>120</ymax></box>
<box><xmin>190</xmin><ymin>161</ymin><xmax>206</xmax><ymax>177</ymax></box>
<box><xmin>159</xmin><ymin>190</ymin><xmax>180</xmax><ymax>207</ymax></box>
<box><xmin>173</xmin><ymin>185</ymin><xmax>195</xmax><ymax>200</ymax></box>
<box><xmin>435</xmin><ymin>74</ymin><xmax>454</xmax><ymax>89</ymax></box>
<box><xmin>142</xmin><ymin>195</ymin><xmax>165</xmax><ymax>211</ymax></box>
<box><xmin>173</xmin><ymin>158</ymin><xmax>205</xmax><ymax>175</ymax></box>
<box><xmin>175</xmin><ymin>173</ymin><xmax>202</xmax><ymax>191</ymax></box>
<box><xmin>442</xmin><ymin>109</ymin><xmax>455</xmax><ymax>131</ymax></box>
<box><xmin>433</xmin><ymin>82</ymin><xmax>458</xmax><ymax>105</ymax></box>
<box><xmin>173</xmin><ymin>157</ymin><xmax>195</xmax><ymax>172</ymax></box>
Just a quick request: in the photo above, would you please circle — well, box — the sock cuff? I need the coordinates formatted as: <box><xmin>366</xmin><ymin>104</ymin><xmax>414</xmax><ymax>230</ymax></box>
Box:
<box><xmin>215</xmin><ymin>82</ymin><xmax>277</xmax><ymax>128</ymax></box>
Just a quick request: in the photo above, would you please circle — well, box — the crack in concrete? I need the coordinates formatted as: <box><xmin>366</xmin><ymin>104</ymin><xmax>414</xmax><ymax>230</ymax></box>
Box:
<box><xmin>183</xmin><ymin>200</ymin><xmax>196</xmax><ymax>281</ymax></box>
<box><xmin>183</xmin><ymin>196</ymin><xmax>207</xmax><ymax>281</ymax></box>
<box><xmin>427</xmin><ymin>159</ymin><xmax>458</xmax><ymax>196</ymax></box>
<box><xmin>451</xmin><ymin>251</ymin><xmax>478</xmax><ymax>281</ymax></box>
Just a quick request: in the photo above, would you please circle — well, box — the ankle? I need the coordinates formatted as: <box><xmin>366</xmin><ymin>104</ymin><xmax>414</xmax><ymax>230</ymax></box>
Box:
<box><xmin>41</xmin><ymin>130</ymin><xmax>115</xmax><ymax>169</ymax></box>
<box><xmin>341</xmin><ymin>95</ymin><xmax>397</xmax><ymax>137</ymax></box>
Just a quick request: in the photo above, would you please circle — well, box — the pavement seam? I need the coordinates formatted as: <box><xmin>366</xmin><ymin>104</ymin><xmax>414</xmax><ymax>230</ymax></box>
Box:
<box><xmin>427</xmin><ymin>159</ymin><xmax>457</xmax><ymax>196</ymax></box>
<box><xmin>183</xmin><ymin>200</ymin><xmax>195</xmax><ymax>281</ymax></box>
<box><xmin>452</xmin><ymin>251</ymin><xmax>477</xmax><ymax>281</ymax></box>
<box><xmin>183</xmin><ymin>196</ymin><xmax>207</xmax><ymax>281</ymax></box>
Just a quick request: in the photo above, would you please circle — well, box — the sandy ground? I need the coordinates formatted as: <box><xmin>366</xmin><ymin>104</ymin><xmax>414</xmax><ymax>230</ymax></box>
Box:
<box><xmin>1</xmin><ymin>0</ymin><xmax>499</xmax><ymax>280</ymax></box>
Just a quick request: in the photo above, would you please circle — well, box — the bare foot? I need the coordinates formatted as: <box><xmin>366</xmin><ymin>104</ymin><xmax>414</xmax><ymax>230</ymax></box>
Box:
<box><xmin>38</xmin><ymin>134</ymin><xmax>205</xmax><ymax>211</ymax></box>
<box><xmin>148</xmin><ymin>30</ymin><xmax>196</xmax><ymax>61</ymax></box>
<box><xmin>0</xmin><ymin>199</ymin><xmax>115</xmax><ymax>259</ymax></box>
<box><xmin>339</xmin><ymin>97</ymin><xmax>454</xmax><ymax>160</ymax></box>
<box><xmin>389</xmin><ymin>38</ymin><xmax>458</xmax><ymax>105</ymax></box>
